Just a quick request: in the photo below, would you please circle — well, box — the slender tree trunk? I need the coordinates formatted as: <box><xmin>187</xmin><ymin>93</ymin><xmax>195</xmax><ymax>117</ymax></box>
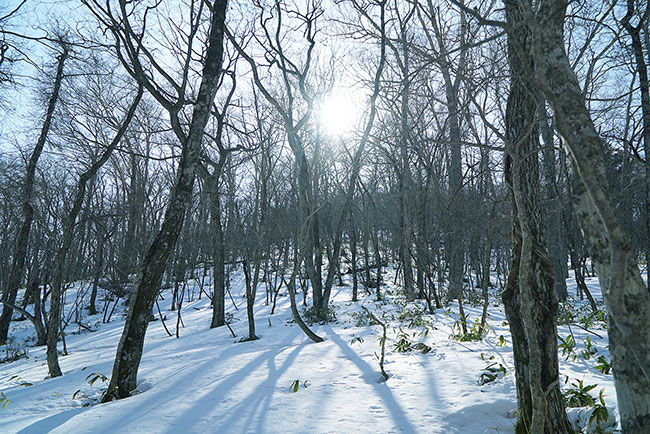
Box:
<box><xmin>479</xmin><ymin>202</ymin><xmax>496</xmax><ymax>333</ymax></box>
<box><xmin>622</xmin><ymin>1</ymin><xmax>650</xmax><ymax>292</ymax></box>
<box><xmin>242</xmin><ymin>259</ymin><xmax>258</xmax><ymax>340</ymax></box>
<box><xmin>206</xmin><ymin>160</ymin><xmax>226</xmax><ymax>329</ymax></box>
<box><xmin>539</xmin><ymin>99</ymin><xmax>568</xmax><ymax>301</ymax></box>
<box><xmin>287</xmin><ymin>246</ymin><xmax>323</xmax><ymax>343</ymax></box>
<box><xmin>117</xmin><ymin>152</ymin><xmax>140</xmax><ymax>283</ymax></box>
<box><xmin>0</xmin><ymin>46</ymin><xmax>68</xmax><ymax>344</ymax></box>
<box><xmin>89</xmin><ymin>222</ymin><xmax>106</xmax><ymax>316</ymax></box>
<box><xmin>351</xmin><ymin>219</ymin><xmax>358</xmax><ymax>302</ymax></box>
<box><xmin>46</xmin><ymin>85</ymin><xmax>142</xmax><ymax>378</ymax></box>
<box><xmin>438</xmin><ymin>28</ymin><xmax>465</xmax><ymax>303</ymax></box>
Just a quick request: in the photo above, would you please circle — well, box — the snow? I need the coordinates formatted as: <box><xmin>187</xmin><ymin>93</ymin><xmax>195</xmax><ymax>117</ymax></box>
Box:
<box><xmin>0</xmin><ymin>267</ymin><xmax>619</xmax><ymax>433</ymax></box>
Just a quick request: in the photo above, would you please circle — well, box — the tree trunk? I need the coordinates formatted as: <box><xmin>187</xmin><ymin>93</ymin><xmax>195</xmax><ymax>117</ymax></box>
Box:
<box><xmin>622</xmin><ymin>1</ymin><xmax>650</xmax><ymax>293</ymax></box>
<box><xmin>539</xmin><ymin>99</ymin><xmax>568</xmax><ymax>301</ymax></box>
<box><xmin>533</xmin><ymin>0</ymin><xmax>650</xmax><ymax>431</ymax></box>
<box><xmin>503</xmin><ymin>1</ymin><xmax>571</xmax><ymax>432</ymax></box>
<box><xmin>0</xmin><ymin>45</ymin><xmax>68</xmax><ymax>344</ymax></box>
<box><xmin>46</xmin><ymin>84</ymin><xmax>142</xmax><ymax>378</ymax></box>
<box><xmin>351</xmin><ymin>219</ymin><xmax>358</xmax><ymax>302</ymax></box>
<box><xmin>101</xmin><ymin>1</ymin><xmax>228</xmax><ymax>401</ymax></box>
<box><xmin>203</xmin><ymin>157</ymin><xmax>227</xmax><ymax>329</ymax></box>
<box><xmin>89</xmin><ymin>223</ymin><xmax>104</xmax><ymax>316</ymax></box>
<box><xmin>242</xmin><ymin>259</ymin><xmax>258</xmax><ymax>341</ymax></box>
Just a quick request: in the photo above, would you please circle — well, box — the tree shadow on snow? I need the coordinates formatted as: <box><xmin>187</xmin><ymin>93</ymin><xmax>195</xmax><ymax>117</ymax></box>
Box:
<box><xmin>17</xmin><ymin>408</ymin><xmax>86</xmax><ymax>434</ymax></box>
<box><xmin>439</xmin><ymin>399</ymin><xmax>515</xmax><ymax>433</ymax></box>
<box><xmin>162</xmin><ymin>327</ymin><xmax>311</xmax><ymax>433</ymax></box>
<box><xmin>325</xmin><ymin>327</ymin><xmax>418</xmax><ymax>433</ymax></box>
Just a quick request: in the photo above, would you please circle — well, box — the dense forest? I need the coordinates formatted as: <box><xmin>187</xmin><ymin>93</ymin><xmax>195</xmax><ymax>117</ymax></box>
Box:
<box><xmin>1</xmin><ymin>0</ymin><xmax>650</xmax><ymax>433</ymax></box>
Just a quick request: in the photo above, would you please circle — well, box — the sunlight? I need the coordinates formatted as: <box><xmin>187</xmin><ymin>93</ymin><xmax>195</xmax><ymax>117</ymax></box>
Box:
<box><xmin>317</xmin><ymin>91</ymin><xmax>363</xmax><ymax>137</ymax></box>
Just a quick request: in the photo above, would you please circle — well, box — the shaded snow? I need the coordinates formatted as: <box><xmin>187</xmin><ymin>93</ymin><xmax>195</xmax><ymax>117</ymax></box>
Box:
<box><xmin>0</xmin><ymin>267</ymin><xmax>620</xmax><ymax>433</ymax></box>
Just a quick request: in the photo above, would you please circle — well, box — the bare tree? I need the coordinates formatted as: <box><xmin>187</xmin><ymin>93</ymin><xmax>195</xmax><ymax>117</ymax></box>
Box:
<box><xmin>84</xmin><ymin>0</ymin><xmax>229</xmax><ymax>401</ymax></box>
<box><xmin>501</xmin><ymin>1</ymin><xmax>571</xmax><ymax>431</ymax></box>
<box><xmin>0</xmin><ymin>41</ymin><xmax>68</xmax><ymax>344</ymax></box>
<box><xmin>528</xmin><ymin>0</ymin><xmax>650</xmax><ymax>431</ymax></box>
<box><xmin>45</xmin><ymin>82</ymin><xmax>143</xmax><ymax>378</ymax></box>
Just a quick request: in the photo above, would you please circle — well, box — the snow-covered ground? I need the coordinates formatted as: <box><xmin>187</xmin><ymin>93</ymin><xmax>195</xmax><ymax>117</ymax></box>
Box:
<box><xmin>0</xmin><ymin>267</ymin><xmax>619</xmax><ymax>433</ymax></box>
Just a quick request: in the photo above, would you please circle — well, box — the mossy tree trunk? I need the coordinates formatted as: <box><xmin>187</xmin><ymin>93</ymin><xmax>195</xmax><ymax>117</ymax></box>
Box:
<box><xmin>503</xmin><ymin>1</ymin><xmax>572</xmax><ymax>432</ymax></box>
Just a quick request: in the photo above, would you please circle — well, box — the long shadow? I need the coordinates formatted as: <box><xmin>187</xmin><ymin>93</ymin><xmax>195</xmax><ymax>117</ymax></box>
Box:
<box><xmin>16</xmin><ymin>408</ymin><xmax>85</xmax><ymax>434</ymax></box>
<box><xmin>215</xmin><ymin>342</ymin><xmax>306</xmax><ymax>433</ymax></box>
<box><xmin>28</xmin><ymin>328</ymin><xmax>306</xmax><ymax>433</ymax></box>
<box><xmin>325</xmin><ymin>327</ymin><xmax>418</xmax><ymax>433</ymax></box>
<box><xmin>161</xmin><ymin>330</ymin><xmax>311</xmax><ymax>433</ymax></box>
<box><xmin>439</xmin><ymin>399</ymin><xmax>515</xmax><ymax>433</ymax></box>
<box><xmin>409</xmin><ymin>351</ymin><xmax>444</xmax><ymax>415</ymax></box>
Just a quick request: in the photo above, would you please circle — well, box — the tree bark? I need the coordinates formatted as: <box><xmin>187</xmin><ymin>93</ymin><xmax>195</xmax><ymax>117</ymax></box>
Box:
<box><xmin>205</xmin><ymin>159</ymin><xmax>226</xmax><ymax>329</ymax></box>
<box><xmin>0</xmin><ymin>45</ymin><xmax>67</xmax><ymax>344</ymax></box>
<box><xmin>46</xmin><ymin>84</ymin><xmax>142</xmax><ymax>378</ymax></box>
<box><xmin>533</xmin><ymin>0</ymin><xmax>650</xmax><ymax>431</ymax></box>
<box><xmin>101</xmin><ymin>0</ymin><xmax>228</xmax><ymax>401</ymax></box>
<box><xmin>503</xmin><ymin>1</ymin><xmax>571</xmax><ymax>432</ymax></box>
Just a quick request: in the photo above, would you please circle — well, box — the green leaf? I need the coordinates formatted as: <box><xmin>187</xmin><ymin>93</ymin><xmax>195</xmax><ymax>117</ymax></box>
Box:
<box><xmin>86</xmin><ymin>373</ymin><xmax>108</xmax><ymax>387</ymax></box>
<box><xmin>289</xmin><ymin>380</ymin><xmax>300</xmax><ymax>393</ymax></box>
<box><xmin>583</xmin><ymin>384</ymin><xmax>597</xmax><ymax>393</ymax></box>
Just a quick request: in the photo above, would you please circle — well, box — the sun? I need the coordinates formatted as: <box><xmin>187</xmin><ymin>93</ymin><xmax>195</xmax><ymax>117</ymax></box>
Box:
<box><xmin>317</xmin><ymin>91</ymin><xmax>363</xmax><ymax>137</ymax></box>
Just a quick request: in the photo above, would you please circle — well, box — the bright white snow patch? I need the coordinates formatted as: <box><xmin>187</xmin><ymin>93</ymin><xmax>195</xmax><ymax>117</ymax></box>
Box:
<box><xmin>0</xmin><ymin>267</ymin><xmax>621</xmax><ymax>433</ymax></box>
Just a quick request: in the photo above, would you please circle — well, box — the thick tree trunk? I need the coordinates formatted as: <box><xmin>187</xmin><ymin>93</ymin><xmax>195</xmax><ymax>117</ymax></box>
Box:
<box><xmin>101</xmin><ymin>1</ymin><xmax>228</xmax><ymax>401</ymax></box>
<box><xmin>501</xmin><ymin>181</ymin><xmax>532</xmax><ymax>433</ymax></box>
<box><xmin>0</xmin><ymin>46</ymin><xmax>67</xmax><ymax>344</ymax></box>
<box><xmin>503</xmin><ymin>1</ymin><xmax>571</xmax><ymax>432</ymax></box>
<box><xmin>534</xmin><ymin>0</ymin><xmax>650</xmax><ymax>431</ymax></box>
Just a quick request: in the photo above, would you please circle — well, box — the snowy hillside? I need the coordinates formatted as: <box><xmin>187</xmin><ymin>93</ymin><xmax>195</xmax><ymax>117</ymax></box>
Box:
<box><xmin>0</xmin><ymin>268</ymin><xmax>618</xmax><ymax>433</ymax></box>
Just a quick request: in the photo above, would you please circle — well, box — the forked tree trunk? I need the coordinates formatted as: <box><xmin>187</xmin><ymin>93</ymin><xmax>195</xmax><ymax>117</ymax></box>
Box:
<box><xmin>0</xmin><ymin>45</ymin><xmax>68</xmax><ymax>344</ymax></box>
<box><xmin>101</xmin><ymin>1</ymin><xmax>228</xmax><ymax>402</ymax></box>
<box><xmin>46</xmin><ymin>85</ymin><xmax>142</xmax><ymax>378</ymax></box>
<box><xmin>533</xmin><ymin>0</ymin><xmax>650</xmax><ymax>431</ymax></box>
<box><xmin>503</xmin><ymin>1</ymin><xmax>571</xmax><ymax>432</ymax></box>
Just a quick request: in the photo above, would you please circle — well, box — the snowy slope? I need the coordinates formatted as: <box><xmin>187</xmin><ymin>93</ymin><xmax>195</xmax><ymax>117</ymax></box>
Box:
<box><xmin>0</xmin><ymin>268</ymin><xmax>618</xmax><ymax>433</ymax></box>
